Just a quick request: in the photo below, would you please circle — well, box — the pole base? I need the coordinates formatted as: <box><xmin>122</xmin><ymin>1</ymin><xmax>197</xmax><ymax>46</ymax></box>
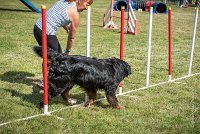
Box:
<box><xmin>168</xmin><ymin>75</ymin><xmax>172</xmax><ymax>82</ymax></box>
<box><xmin>44</xmin><ymin>105</ymin><xmax>50</xmax><ymax>115</ymax></box>
<box><xmin>119</xmin><ymin>86</ymin><xmax>123</xmax><ymax>94</ymax></box>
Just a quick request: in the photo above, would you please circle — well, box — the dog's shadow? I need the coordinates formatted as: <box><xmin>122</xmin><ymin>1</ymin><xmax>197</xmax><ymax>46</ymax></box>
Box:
<box><xmin>0</xmin><ymin>71</ymin><xmax>39</xmax><ymax>86</ymax></box>
<box><xmin>0</xmin><ymin>71</ymin><xmax>43</xmax><ymax>106</ymax></box>
<box><xmin>3</xmin><ymin>88</ymin><xmax>87</xmax><ymax>108</ymax></box>
<box><xmin>0</xmin><ymin>71</ymin><xmax>111</xmax><ymax>108</ymax></box>
<box><xmin>2</xmin><ymin>88</ymin><xmax>43</xmax><ymax>107</ymax></box>
<box><xmin>3</xmin><ymin>87</ymin><xmax>109</xmax><ymax>109</ymax></box>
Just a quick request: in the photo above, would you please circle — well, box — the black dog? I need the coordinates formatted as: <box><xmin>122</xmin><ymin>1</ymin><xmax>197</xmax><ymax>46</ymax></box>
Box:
<box><xmin>34</xmin><ymin>46</ymin><xmax>131</xmax><ymax>109</ymax></box>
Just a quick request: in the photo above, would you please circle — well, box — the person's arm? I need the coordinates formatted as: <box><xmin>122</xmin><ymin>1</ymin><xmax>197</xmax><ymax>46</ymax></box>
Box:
<box><xmin>65</xmin><ymin>8</ymin><xmax>80</xmax><ymax>54</ymax></box>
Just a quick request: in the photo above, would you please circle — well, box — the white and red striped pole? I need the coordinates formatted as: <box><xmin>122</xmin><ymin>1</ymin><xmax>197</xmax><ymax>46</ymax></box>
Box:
<box><xmin>127</xmin><ymin>0</ymin><xmax>138</xmax><ymax>36</ymax></box>
<box><xmin>41</xmin><ymin>5</ymin><xmax>49</xmax><ymax>115</ymax></box>
<box><xmin>119</xmin><ymin>6</ymin><xmax>125</xmax><ymax>94</ymax></box>
<box><xmin>127</xmin><ymin>0</ymin><xmax>131</xmax><ymax>33</ymax></box>
<box><xmin>168</xmin><ymin>7</ymin><xmax>173</xmax><ymax>81</ymax></box>
<box><xmin>197</xmin><ymin>0</ymin><xmax>200</xmax><ymax>7</ymax></box>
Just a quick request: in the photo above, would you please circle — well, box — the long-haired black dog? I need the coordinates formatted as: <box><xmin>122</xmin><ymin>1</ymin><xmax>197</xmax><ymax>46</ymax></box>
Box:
<box><xmin>34</xmin><ymin>46</ymin><xmax>131</xmax><ymax>109</ymax></box>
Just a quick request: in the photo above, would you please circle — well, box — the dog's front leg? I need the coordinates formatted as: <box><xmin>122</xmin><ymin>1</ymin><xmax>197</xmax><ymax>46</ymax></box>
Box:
<box><xmin>61</xmin><ymin>86</ymin><xmax>74</xmax><ymax>105</ymax></box>
<box><xmin>105</xmin><ymin>89</ymin><xmax>125</xmax><ymax>109</ymax></box>
<box><xmin>84</xmin><ymin>90</ymin><xmax>97</xmax><ymax>108</ymax></box>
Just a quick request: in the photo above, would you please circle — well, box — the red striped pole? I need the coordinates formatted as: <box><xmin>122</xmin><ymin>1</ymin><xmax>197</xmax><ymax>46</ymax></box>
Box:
<box><xmin>42</xmin><ymin>5</ymin><xmax>49</xmax><ymax>115</ymax></box>
<box><xmin>119</xmin><ymin>6</ymin><xmax>125</xmax><ymax>94</ymax></box>
<box><xmin>168</xmin><ymin>7</ymin><xmax>172</xmax><ymax>81</ymax></box>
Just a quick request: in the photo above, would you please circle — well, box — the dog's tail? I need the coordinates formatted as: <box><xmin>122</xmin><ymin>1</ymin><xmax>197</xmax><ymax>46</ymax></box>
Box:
<box><xmin>33</xmin><ymin>46</ymin><xmax>63</xmax><ymax>61</ymax></box>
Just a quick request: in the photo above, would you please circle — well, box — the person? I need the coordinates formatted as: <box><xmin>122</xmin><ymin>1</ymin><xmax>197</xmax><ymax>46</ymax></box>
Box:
<box><xmin>33</xmin><ymin>0</ymin><xmax>93</xmax><ymax>55</ymax></box>
<box><xmin>34</xmin><ymin>0</ymin><xmax>93</xmax><ymax>89</ymax></box>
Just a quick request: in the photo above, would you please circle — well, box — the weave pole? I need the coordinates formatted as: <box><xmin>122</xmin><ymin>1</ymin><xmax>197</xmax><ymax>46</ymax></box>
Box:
<box><xmin>41</xmin><ymin>5</ymin><xmax>49</xmax><ymax>115</ymax></box>
<box><xmin>168</xmin><ymin>7</ymin><xmax>173</xmax><ymax>81</ymax></box>
<box><xmin>86</xmin><ymin>6</ymin><xmax>91</xmax><ymax>57</ymax></box>
<box><xmin>146</xmin><ymin>7</ymin><xmax>153</xmax><ymax>87</ymax></box>
<box><xmin>85</xmin><ymin>6</ymin><xmax>91</xmax><ymax>102</ymax></box>
<box><xmin>188</xmin><ymin>8</ymin><xmax>199</xmax><ymax>76</ymax></box>
<box><xmin>119</xmin><ymin>6</ymin><xmax>125</xmax><ymax>94</ymax></box>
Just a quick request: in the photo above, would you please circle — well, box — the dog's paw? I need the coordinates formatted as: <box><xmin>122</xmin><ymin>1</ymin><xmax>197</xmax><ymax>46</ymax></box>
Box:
<box><xmin>84</xmin><ymin>100</ymin><xmax>94</xmax><ymax>108</ymax></box>
<box><xmin>115</xmin><ymin>104</ymin><xmax>125</xmax><ymax>109</ymax></box>
<box><xmin>67</xmin><ymin>98</ymin><xmax>77</xmax><ymax>105</ymax></box>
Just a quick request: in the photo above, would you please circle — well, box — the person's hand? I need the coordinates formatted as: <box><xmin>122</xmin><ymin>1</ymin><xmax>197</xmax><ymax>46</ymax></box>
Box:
<box><xmin>63</xmin><ymin>49</ymin><xmax>70</xmax><ymax>55</ymax></box>
<box><xmin>65</xmin><ymin>25</ymin><xmax>70</xmax><ymax>33</ymax></box>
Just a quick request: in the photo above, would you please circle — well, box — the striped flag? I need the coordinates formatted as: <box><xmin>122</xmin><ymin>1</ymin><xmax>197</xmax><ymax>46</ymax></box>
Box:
<box><xmin>196</xmin><ymin>0</ymin><xmax>200</xmax><ymax>7</ymax></box>
<box><xmin>182</xmin><ymin>0</ymin><xmax>189</xmax><ymax>7</ymax></box>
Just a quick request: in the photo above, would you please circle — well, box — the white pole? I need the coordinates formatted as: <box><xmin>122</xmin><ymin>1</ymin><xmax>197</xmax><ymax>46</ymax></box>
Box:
<box><xmin>85</xmin><ymin>6</ymin><xmax>91</xmax><ymax>102</ymax></box>
<box><xmin>188</xmin><ymin>8</ymin><xmax>199</xmax><ymax>76</ymax></box>
<box><xmin>146</xmin><ymin>7</ymin><xmax>153</xmax><ymax>87</ymax></box>
<box><xmin>86</xmin><ymin>6</ymin><xmax>91</xmax><ymax>57</ymax></box>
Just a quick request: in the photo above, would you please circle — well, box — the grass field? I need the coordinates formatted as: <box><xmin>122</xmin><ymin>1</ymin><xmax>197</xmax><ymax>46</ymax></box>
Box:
<box><xmin>0</xmin><ymin>0</ymin><xmax>200</xmax><ymax>133</ymax></box>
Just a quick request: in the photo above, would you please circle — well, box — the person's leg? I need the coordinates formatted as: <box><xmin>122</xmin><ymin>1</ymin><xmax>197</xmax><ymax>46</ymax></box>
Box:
<box><xmin>47</xmin><ymin>35</ymin><xmax>62</xmax><ymax>53</ymax></box>
<box><xmin>34</xmin><ymin>25</ymin><xmax>63</xmax><ymax>90</ymax></box>
<box><xmin>33</xmin><ymin>25</ymin><xmax>42</xmax><ymax>46</ymax></box>
<box><xmin>33</xmin><ymin>25</ymin><xmax>62</xmax><ymax>53</ymax></box>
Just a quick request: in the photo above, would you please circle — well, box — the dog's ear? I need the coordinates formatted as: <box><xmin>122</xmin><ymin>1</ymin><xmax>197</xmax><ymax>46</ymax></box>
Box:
<box><xmin>33</xmin><ymin>46</ymin><xmax>43</xmax><ymax>58</ymax></box>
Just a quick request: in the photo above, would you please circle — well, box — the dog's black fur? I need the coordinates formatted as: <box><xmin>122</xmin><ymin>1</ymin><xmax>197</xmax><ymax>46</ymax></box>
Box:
<box><xmin>33</xmin><ymin>46</ymin><xmax>131</xmax><ymax>109</ymax></box>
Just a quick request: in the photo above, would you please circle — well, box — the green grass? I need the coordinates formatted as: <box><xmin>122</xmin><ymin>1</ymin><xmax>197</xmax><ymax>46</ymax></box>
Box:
<box><xmin>0</xmin><ymin>0</ymin><xmax>200</xmax><ymax>133</ymax></box>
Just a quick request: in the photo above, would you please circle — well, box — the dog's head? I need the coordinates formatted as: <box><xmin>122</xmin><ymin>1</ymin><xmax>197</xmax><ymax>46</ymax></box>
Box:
<box><xmin>112</xmin><ymin>58</ymin><xmax>132</xmax><ymax>78</ymax></box>
<box><xmin>120</xmin><ymin>60</ymin><xmax>131</xmax><ymax>77</ymax></box>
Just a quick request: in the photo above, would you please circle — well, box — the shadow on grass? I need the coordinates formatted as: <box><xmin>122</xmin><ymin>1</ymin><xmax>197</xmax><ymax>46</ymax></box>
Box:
<box><xmin>0</xmin><ymin>71</ymin><xmax>38</xmax><ymax>86</ymax></box>
<box><xmin>3</xmin><ymin>87</ymin><xmax>111</xmax><ymax>109</ymax></box>
<box><xmin>0</xmin><ymin>71</ymin><xmax>83</xmax><ymax>106</ymax></box>
<box><xmin>0</xmin><ymin>71</ymin><xmax>110</xmax><ymax>109</ymax></box>
<box><xmin>2</xmin><ymin>88</ymin><xmax>43</xmax><ymax>108</ymax></box>
<box><xmin>0</xmin><ymin>71</ymin><xmax>42</xmax><ymax>107</ymax></box>
<box><xmin>0</xmin><ymin>8</ymin><xmax>32</xmax><ymax>13</ymax></box>
<box><xmin>2</xmin><ymin>87</ymin><xmax>88</xmax><ymax>108</ymax></box>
